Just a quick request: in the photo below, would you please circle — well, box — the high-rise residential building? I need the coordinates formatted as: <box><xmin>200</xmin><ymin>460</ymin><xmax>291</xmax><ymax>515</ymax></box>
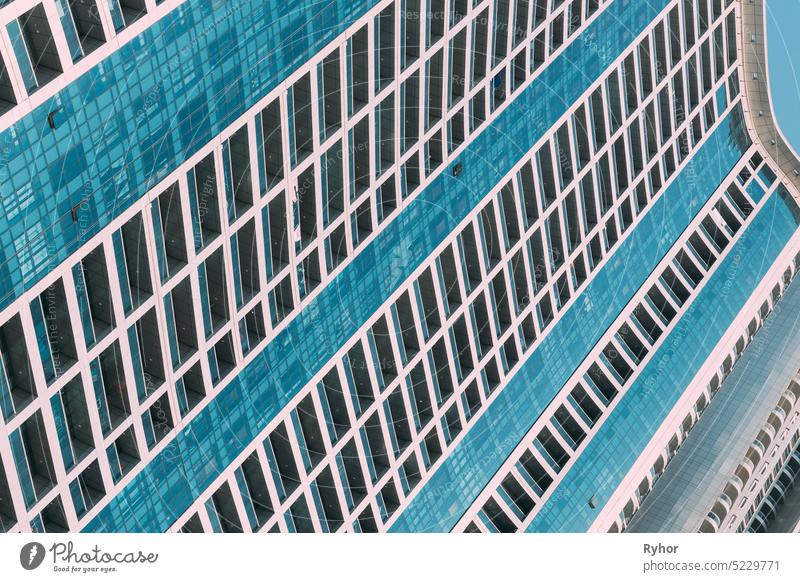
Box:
<box><xmin>0</xmin><ymin>0</ymin><xmax>799</xmax><ymax>534</ymax></box>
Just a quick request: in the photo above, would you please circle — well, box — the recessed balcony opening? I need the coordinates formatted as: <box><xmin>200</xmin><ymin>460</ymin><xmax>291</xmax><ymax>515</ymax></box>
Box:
<box><xmin>17</xmin><ymin>410</ymin><xmax>58</xmax><ymax>501</ymax></box>
<box><xmin>144</xmin><ymin>392</ymin><xmax>173</xmax><ymax>449</ymax></box>
<box><xmin>93</xmin><ymin>341</ymin><xmax>131</xmax><ymax>434</ymax></box>
<box><xmin>347</xmin><ymin>25</ymin><xmax>370</xmax><ymax>115</ymax></box>
<box><xmin>403</xmin><ymin>0</ymin><xmax>421</xmax><ymax>68</ymax></box>
<box><xmin>537</xmin><ymin>293</ymin><xmax>554</xmax><ymax>330</ymax></box>
<box><xmin>492</xmin><ymin>0</ymin><xmax>510</xmax><ymax>64</ymax></box>
<box><xmin>675</xmin><ymin>249</ymin><xmax>704</xmax><ymax>287</ymax></box>
<box><xmin>370</xmin><ymin>315</ymin><xmax>398</xmax><ymax>384</ymax></box>
<box><xmin>0</xmin><ymin>462</ymin><xmax>15</xmax><ymax>532</ymax></box>
<box><xmin>470</xmin><ymin>86</ymin><xmax>486</xmax><ymax>131</ymax></box>
<box><xmin>438</xmin><ymin>245</ymin><xmax>462</xmax><ymax>313</ymax></box>
<box><xmin>55</xmin><ymin>375</ymin><xmax>94</xmax><ymax>468</ymax></box>
<box><xmin>503</xmin><ymin>335</ymin><xmax>519</xmax><ymax>370</ymax></box>
<box><xmin>296</xmin><ymin>394</ymin><xmax>326</xmax><ymax>469</ymax></box>
<box><xmin>376</xmin><ymin>4</ymin><xmax>395</xmax><ymax>91</ymax></box>
<box><xmin>431</xmin><ymin>337</ymin><xmax>454</xmax><ymax>403</ymax></box>
<box><xmin>234</xmin><ymin>219</ymin><xmax>261</xmax><ymax>305</ymax></box>
<box><xmin>322</xmin><ymin>141</ymin><xmax>345</xmax><ymax>225</ymax></box>
<box><xmin>378</xmin><ymin>174</ymin><xmax>397</xmax><ymax>223</ymax></box>
<box><xmin>402</xmin><ymin>453</ymin><xmax>422</xmax><ymax>493</ymax></box>
<box><xmin>409</xmin><ymin>362</ymin><xmax>433</xmax><ymax>428</ymax></box>
<box><xmin>535</xmin><ymin>427</ymin><xmax>570</xmax><ymax>473</ymax></box>
<box><xmin>472</xmin><ymin>291</ymin><xmax>494</xmax><ymax>354</ymax></box>
<box><xmin>394</xmin><ymin>291</ymin><xmax>420</xmax><ymax>358</ymax></box>
<box><xmin>701</xmin><ymin>215</ymin><xmax>730</xmax><ymax>253</ymax></box>
<box><xmin>491</xmin><ymin>272</ymin><xmax>513</xmax><ymax>332</ymax></box>
<box><xmin>357</xmin><ymin>506</ymin><xmax>378</xmax><ymax>532</ymax></box>
<box><xmin>70</xmin><ymin>460</ymin><xmax>106</xmax><ymax>518</ymax></box>
<box><xmin>347</xmin><ymin>341</ymin><xmax>375</xmax><ymax>412</ymax></box>
<box><xmin>326</xmin><ymin>223</ymin><xmax>348</xmax><ymax>271</ymax></box>
<box><xmin>479</xmin><ymin>202</ymin><xmax>502</xmax><ymax>268</ymax></box>
<box><xmin>176</xmin><ymin>361</ymin><xmax>205</xmax><ymax>415</ymax></box>
<box><xmin>190</xmin><ymin>153</ymin><xmax>222</xmax><ymax>249</ymax></box>
<box><xmin>260</xmin><ymin>99</ymin><xmax>284</xmax><ymax>191</ymax></box>
<box><xmin>646</xmin><ymin>286</ymin><xmax>677</xmax><ymax>324</ymax></box>
<box><xmin>426</xmin><ymin>48</ymin><xmax>444</xmax><ymax>128</ymax></box>
<box><xmin>553</xmin><ymin>405</ymin><xmax>586</xmax><ymax>449</ymax></box>
<box><xmin>320</xmin><ymin>49</ymin><xmax>342</xmax><ymax>140</ymax></box>
<box><xmin>556</xmin><ymin>123</ymin><xmax>574</xmax><ymax>187</ymax></box>
<box><xmin>109</xmin><ymin>425</ymin><xmax>140</xmax><ymax>483</ymax></box>
<box><xmin>350</xmin><ymin>117</ymin><xmax>371</xmax><ymax>198</ymax></box>
<box><xmin>569</xmin><ymin>383</ymin><xmax>602</xmax><ymax>427</ymax></box>
<box><xmin>387</xmin><ymin>387</ymin><xmax>412</xmax><ymax>452</ymax></box>
<box><xmin>501</xmin><ymin>473</ymin><xmax>535</xmax><ymax>517</ymax></box>
<box><xmin>0</xmin><ymin>314</ymin><xmax>36</xmax><ymax>421</ymax></box>
<box><xmin>74</xmin><ymin>245</ymin><xmax>115</xmax><ymax>345</ymax></box>
<box><xmin>463</xmin><ymin>379</ymin><xmax>482</xmax><ymax>419</ymax></box>
<box><xmin>267</xmin><ymin>422</ymin><xmax>301</xmax><ymax>498</ymax></box>
<box><xmin>586</xmin><ymin>362</ymin><xmax>619</xmax><ymax>404</ymax></box>
<box><xmin>459</xmin><ymin>223</ymin><xmax>483</xmax><ymax>289</ymax></box>
<box><xmin>606</xmin><ymin>71</ymin><xmax>624</xmax><ymax>135</ymax></box>
<box><xmin>564</xmin><ymin>190</ymin><xmax>582</xmax><ymax>251</ymax></box>
<box><xmin>16</xmin><ymin>4</ymin><xmax>63</xmax><ymax>89</ymax></box>
<box><xmin>661</xmin><ymin>266</ymin><xmax>690</xmax><ymax>305</ymax></box>
<box><xmin>444</xmin><ymin>402</ymin><xmax>462</xmax><ymax>442</ymax></box>
<box><xmin>288</xmin><ymin>495</ymin><xmax>314</xmax><ymax>532</ymax></box>
<box><xmin>63</xmin><ymin>0</ymin><xmax>106</xmax><ymax>57</ymax></box>
<box><xmin>315</xmin><ymin>466</ymin><xmax>344</xmax><ymax>531</ymax></box>
<box><xmin>521</xmin><ymin>312</ymin><xmax>537</xmax><ymax>348</ymax></box>
<box><xmin>518</xmin><ymin>449</ymin><xmax>552</xmax><ymax>496</ymax></box>
<box><xmin>450</xmin><ymin>29</ymin><xmax>467</xmax><ymax>104</ymax></box>
<box><xmin>632</xmin><ymin>303</ymin><xmax>662</xmax><ymax>344</ymax></box>
<box><xmin>377</xmin><ymin>94</ymin><xmax>395</xmax><ymax>174</ymax></box>
<box><xmin>471</xmin><ymin>7</ymin><xmax>489</xmax><ymax>83</ymax></box>
<box><xmin>364</xmin><ymin>411</ymin><xmax>391</xmax><ymax>480</ymax></box>
<box><xmin>482</xmin><ymin>497</ymin><xmax>515</xmax><ymax>532</ymax></box>
<box><xmin>536</xmin><ymin>144</ymin><xmax>558</xmax><ymax>210</ymax></box>
<box><xmin>201</xmin><ymin>248</ymin><xmax>230</xmax><ymax>334</ymax></box>
<box><xmin>423</xmin><ymin>427</ymin><xmax>443</xmax><ymax>466</ymax></box>
<box><xmin>179</xmin><ymin>513</ymin><xmax>204</xmax><ymax>533</ymax></box>
<box><xmin>297</xmin><ymin>165</ymin><xmax>318</xmax><ymax>248</ymax></box>
<box><xmin>167</xmin><ymin>277</ymin><xmax>198</xmax><ymax>365</ymax></box>
<box><xmin>265</xmin><ymin>191</ymin><xmax>290</xmax><ymax>277</ymax></box>
<box><xmin>224</xmin><ymin>126</ymin><xmax>253</xmax><ymax>220</ymax></box>
<box><xmin>290</xmin><ymin>73</ymin><xmax>313</xmax><ymax>166</ymax></box>
<box><xmin>452</xmin><ymin>315</ymin><xmax>474</xmax><ymax>375</ymax></box>
<box><xmin>617</xmin><ymin>322</ymin><xmax>648</xmax><ymax>363</ymax></box>
<box><xmin>118</xmin><ymin>213</ymin><xmax>153</xmax><ymax>309</ymax></box>
<box><xmin>319</xmin><ymin>368</ymin><xmax>350</xmax><ymax>442</ymax></box>
<box><xmin>108</xmin><ymin>0</ymin><xmax>146</xmax><ymax>30</ymax></box>
<box><xmin>241</xmin><ymin>303</ymin><xmax>267</xmax><ymax>354</ymax></box>
<box><xmin>353</xmin><ymin>199</ymin><xmax>373</xmax><ymax>248</ymax></box>
<box><xmin>499</xmin><ymin>182</ymin><xmax>521</xmax><ymax>248</ymax></box>
<box><xmin>400</xmin><ymin>71</ymin><xmax>420</xmax><ymax>152</ymax></box>
<box><xmin>210</xmin><ymin>481</ymin><xmax>243</xmax><ymax>533</ymax></box>
<box><xmin>40</xmin><ymin>496</ymin><xmax>68</xmax><ymax>533</ymax></box>
<box><xmin>209</xmin><ymin>332</ymin><xmax>236</xmax><ymax>384</ymax></box>
<box><xmin>33</xmin><ymin>279</ymin><xmax>78</xmax><ymax>381</ymax></box>
<box><xmin>448</xmin><ymin>108</ymin><xmax>465</xmax><ymax>152</ymax></box>
<box><xmin>269</xmin><ymin>273</ymin><xmax>294</xmax><ymax>325</ymax></box>
<box><xmin>551</xmin><ymin>12</ymin><xmax>566</xmax><ymax>52</ymax></box>
<box><xmin>0</xmin><ymin>54</ymin><xmax>17</xmax><ymax>114</ymax></box>
<box><xmin>340</xmin><ymin>438</ymin><xmax>367</xmax><ymax>506</ymax></box>
<box><xmin>240</xmin><ymin>452</ymin><xmax>274</xmax><ymax>528</ymax></box>
<box><xmin>417</xmin><ymin>268</ymin><xmax>441</xmax><ymax>334</ymax></box>
<box><xmin>427</xmin><ymin>129</ymin><xmax>444</xmax><ymax>176</ymax></box>
<box><xmin>129</xmin><ymin>308</ymin><xmax>165</xmax><ymax>398</ymax></box>
<box><xmin>380</xmin><ymin>478</ymin><xmax>401</xmax><ymax>519</ymax></box>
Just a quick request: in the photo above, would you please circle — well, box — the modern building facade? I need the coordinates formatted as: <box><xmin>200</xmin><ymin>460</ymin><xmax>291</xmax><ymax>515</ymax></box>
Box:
<box><xmin>0</xmin><ymin>0</ymin><xmax>799</xmax><ymax>534</ymax></box>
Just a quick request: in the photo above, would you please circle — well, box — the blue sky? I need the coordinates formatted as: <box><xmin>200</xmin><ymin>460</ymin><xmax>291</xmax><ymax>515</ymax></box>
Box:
<box><xmin>766</xmin><ymin>1</ymin><xmax>800</xmax><ymax>150</ymax></box>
